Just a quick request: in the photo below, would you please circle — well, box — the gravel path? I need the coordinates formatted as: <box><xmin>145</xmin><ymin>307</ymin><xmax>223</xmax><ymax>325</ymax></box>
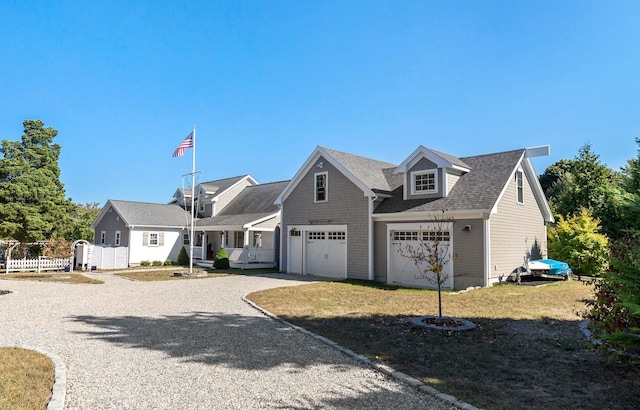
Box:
<box><xmin>0</xmin><ymin>273</ymin><xmax>456</xmax><ymax>409</ymax></box>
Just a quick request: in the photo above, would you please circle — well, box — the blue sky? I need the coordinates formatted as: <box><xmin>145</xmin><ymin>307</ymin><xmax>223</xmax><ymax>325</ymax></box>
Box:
<box><xmin>1</xmin><ymin>1</ymin><xmax>638</xmax><ymax>206</ymax></box>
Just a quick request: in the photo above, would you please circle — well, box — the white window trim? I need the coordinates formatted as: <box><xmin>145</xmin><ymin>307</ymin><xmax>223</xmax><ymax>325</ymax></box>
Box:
<box><xmin>516</xmin><ymin>169</ymin><xmax>524</xmax><ymax>205</ymax></box>
<box><xmin>149</xmin><ymin>232</ymin><xmax>159</xmax><ymax>247</ymax></box>
<box><xmin>100</xmin><ymin>231</ymin><xmax>106</xmax><ymax>245</ymax></box>
<box><xmin>411</xmin><ymin>169</ymin><xmax>438</xmax><ymax>195</ymax></box>
<box><xmin>314</xmin><ymin>172</ymin><xmax>328</xmax><ymax>203</ymax></box>
<box><xmin>114</xmin><ymin>230</ymin><xmax>121</xmax><ymax>246</ymax></box>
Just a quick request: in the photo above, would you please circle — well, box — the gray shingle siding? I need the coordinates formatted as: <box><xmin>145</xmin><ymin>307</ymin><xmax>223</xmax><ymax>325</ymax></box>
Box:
<box><xmin>450</xmin><ymin>218</ymin><xmax>485</xmax><ymax>289</ymax></box>
<box><xmin>93</xmin><ymin>206</ymin><xmax>128</xmax><ymax>246</ymax></box>
<box><xmin>281</xmin><ymin>156</ymin><xmax>370</xmax><ymax>279</ymax></box>
<box><xmin>488</xmin><ymin>166</ymin><xmax>547</xmax><ymax>284</ymax></box>
<box><xmin>373</xmin><ymin>220</ymin><xmax>389</xmax><ymax>282</ymax></box>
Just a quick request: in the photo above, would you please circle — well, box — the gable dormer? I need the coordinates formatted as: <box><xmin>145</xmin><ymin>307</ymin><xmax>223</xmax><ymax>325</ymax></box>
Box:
<box><xmin>394</xmin><ymin>146</ymin><xmax>471</xmax><ymax>200</ymax></box>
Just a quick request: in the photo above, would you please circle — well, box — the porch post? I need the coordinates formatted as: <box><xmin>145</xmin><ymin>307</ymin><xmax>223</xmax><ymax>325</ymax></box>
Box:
<box><xmin>201</xmin><ymin>231</ymin><xmax>207</xmax><ymax>260</ymax></box>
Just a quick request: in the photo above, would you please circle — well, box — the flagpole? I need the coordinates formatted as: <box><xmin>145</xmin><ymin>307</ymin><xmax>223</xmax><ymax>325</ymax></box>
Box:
<box><xmin>189</xmin><ymin>125</ymin><xmax>196</xmax><ymax>275</ymax></box>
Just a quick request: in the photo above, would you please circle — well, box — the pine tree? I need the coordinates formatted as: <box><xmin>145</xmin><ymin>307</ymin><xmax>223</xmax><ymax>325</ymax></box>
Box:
<box><xmin>0</xmin><ymin>120</ymin><xmax>73</xmax><ymax>252</ymax></box>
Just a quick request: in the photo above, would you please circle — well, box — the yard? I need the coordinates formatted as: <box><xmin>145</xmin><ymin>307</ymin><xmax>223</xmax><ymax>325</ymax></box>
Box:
<box><xmin>2</xmin><ymin>273</ymin><xmax>638</xmax><ymax>409</ymax></box>
<box><xmin>247</xmin><ymin>279</ymin><xmax>640</xmax><ymax>410</ymax></box>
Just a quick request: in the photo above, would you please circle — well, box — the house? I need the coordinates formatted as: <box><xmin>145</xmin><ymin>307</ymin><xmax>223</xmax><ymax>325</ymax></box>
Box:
<box><xmin>91</xmin><ymin>200</ymin><xmax>191</xmax><ymax>268</ymax></box>
<box><xmin>91</xmin><ymin>175</ymin><xmax>286</xmax><ymax>269</ymax></box>
<box><xmin>195</xmin><ymin>180</ymin><xmax>289</xmax><ymax>268</ymax></box>
<box><xmin>275</xmin><ymin>145</ymin><xmax>553</xmax><ymax>290</ymax></box>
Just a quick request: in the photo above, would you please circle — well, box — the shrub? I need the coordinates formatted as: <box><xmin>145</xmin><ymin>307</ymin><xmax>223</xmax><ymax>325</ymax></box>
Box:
<box><xmin>584</xmin><ymin>259</ymin><xmax>640</xmax><ymax>359</ymax></box>
<box><xmin>152</xmin><ymin>260</ymin><xmax>163</xmax><ymax>266</ymax></box>
<box><xmin>140</xmin><ymin>260</ymin><xmax>150</xmax><ymax>266</ymax></box>
<box><xmin>213</xmin><ymin>248</ymin><xmax>230</xmax><ymax>269</ymax></box>
<box><xmin>164</xmin><ymin>259</ymin><xmax>173</xmax><ymax>266</ymax></box>
<box><xmin>177</xmin><ymin>247</ymin><xmax>189</xmax><ymax>266</ymax></box>
<box><xmin>548</xmin><ymin>209</ymin><xmax>610</xmax><ymax>278</ymax></box>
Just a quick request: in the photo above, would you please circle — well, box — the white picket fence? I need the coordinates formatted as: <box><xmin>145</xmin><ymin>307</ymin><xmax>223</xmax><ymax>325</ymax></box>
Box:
<box><xmin>4</xmin><ymin>257</ymin><xmax>71</xmax><ymax>274</ymax></box>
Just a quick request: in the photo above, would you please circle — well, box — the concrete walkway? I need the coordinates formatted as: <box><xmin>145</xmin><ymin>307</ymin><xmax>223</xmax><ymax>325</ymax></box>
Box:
<box><xmin>0</xmin><ymin>273</ymin><xmax>457</xmax><ymax>409</ymax></box>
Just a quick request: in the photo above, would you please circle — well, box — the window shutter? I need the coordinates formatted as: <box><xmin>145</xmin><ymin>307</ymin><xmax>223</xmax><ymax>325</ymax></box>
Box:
<box><xmin>159</xmin><ymin>233</ymin><xmax>165</xmax><ymax>246</ymax></box>
<box><xmin>143</xmin><ymin>232</ymin><xmax>149</xmax><ymax>246</ymax></box>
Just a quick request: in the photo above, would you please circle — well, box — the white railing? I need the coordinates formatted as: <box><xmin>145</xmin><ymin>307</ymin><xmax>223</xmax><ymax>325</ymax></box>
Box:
<box><xmin>4</xmin><ymin>257</ymin><xmax>71</xmax><ymax>273</ymax></box>
<box><xmin>225</xmin><ymin>247</ymin><xmax>275</xmax><ymax>264</ymax></box>
<box><xmin>225</xmin><ymin>248</ymin><xmax>244</xmax><ymax>262</ymax></box>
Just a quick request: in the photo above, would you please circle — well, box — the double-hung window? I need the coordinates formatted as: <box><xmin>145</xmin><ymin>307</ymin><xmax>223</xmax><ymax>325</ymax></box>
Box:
<box><xmin>100</xmin><ymin>231</ymin><xmax>106</xmax><ymax>245</ymax></box>
<box><xmin>315</xmin><ymin>172</ymin><xmax>328</xmax><ymax>202</ymax></box>
<box><xmin>115</xmin><ymin>231</ymin><xmax>121</xmax><ymax>246</ymax></box>
<box><xmin>149</xmin><ymin>232</ymin><xmax>159</xmax><ymax>246</ymax></box>
<box><xmin>516</xmin><ymin>169</ymin><xmax>524</xmax><ymax>204</ymax></box>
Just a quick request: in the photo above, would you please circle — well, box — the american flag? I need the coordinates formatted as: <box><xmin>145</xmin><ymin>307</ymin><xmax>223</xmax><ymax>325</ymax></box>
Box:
<box><xmin>172</xmin><ymin>132</ymin><xmax>194</xmax><ymax>157</ymax></box>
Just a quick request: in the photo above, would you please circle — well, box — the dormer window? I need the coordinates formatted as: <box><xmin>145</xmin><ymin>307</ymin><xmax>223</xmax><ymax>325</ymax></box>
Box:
<box><xmin>315</xmin><ymin>172</ymin><xmax>327</xmax><ymax>202</ymax></box>
<box><xmin>411</xmin><ymin>169</ymin><xmax>438</xmax><ymax>195</ymax></box>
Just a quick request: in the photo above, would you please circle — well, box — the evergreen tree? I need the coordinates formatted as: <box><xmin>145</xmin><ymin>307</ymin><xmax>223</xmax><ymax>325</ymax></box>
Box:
<box><xmin>0</xmin><ymin>120</ymin><xmax>73</xmax><ymax>251</ymax></box>
<box><xmin>621</xmin><ymin>137</ymin><xmax>640</xmax><ymax>195</ymax></box>
<box><xmin>541</xmin><ymin>143</ymin><xmax>618</xmax><ymax>218</ymax></box>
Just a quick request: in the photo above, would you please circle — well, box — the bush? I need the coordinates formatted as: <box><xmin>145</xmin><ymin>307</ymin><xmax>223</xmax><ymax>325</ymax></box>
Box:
<box><xmin>584</xmin><ymin>259</ymin><xmax>640</xmax><ymax>359</ymax></box>
<box><xmin>164</xmin><ymin>259</ymin><xmax>173</xmax><ymax>266</ymax></box>
<box><xmin>140</xmin><ymin>260</ymin><xmax>150</xmax><ymax>266</ymax></box>
<box><xmin>548</xmin><ymin>209</ymin><xmax>610</xmax><ymax>278</ymax></box>
<box><xmin>177</xmin><ymin>247</ymin><xmax>189</xmax><ymax>266</ymax></box>
<box><xmin>152</xmin><ymin>260</ymin><xmax>163</xmax><ymax>266</ymax></box>
<box><xmin>213</xmin><ymin>248</ymin><xmax>230</xmax><ymax>269</ymax></box>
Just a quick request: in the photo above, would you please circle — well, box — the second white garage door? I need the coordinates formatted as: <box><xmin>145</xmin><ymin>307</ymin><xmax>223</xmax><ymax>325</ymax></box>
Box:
<box><xmin>388</xmin><ymin>223</ymin><xmax>454</xmax><ymax>289</ymax></box>
<box><xmin>306</xmin><ymin>230</ymin><xmax>347</xmax><ymax>279</ymax></box>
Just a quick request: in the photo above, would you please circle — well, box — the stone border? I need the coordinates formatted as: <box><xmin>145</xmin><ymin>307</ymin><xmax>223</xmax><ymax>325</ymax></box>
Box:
<box><xmin>411</xmin><ymin>316</ymin><xmax>477</xmax><ymax>331</ymax></box>
<box><xmin>243</xmin><ymin>296</ymin><xmax>482</xmax><ymax>410</ymax></box>
<box><xmin>0</xmin><ymin>344</ymin><xmax>66</xmax><ymax>410</ymax></box>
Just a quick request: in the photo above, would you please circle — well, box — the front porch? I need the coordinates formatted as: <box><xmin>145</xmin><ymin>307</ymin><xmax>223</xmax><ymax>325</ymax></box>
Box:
<box><xmin>194</xmin><ymin>246</ymin><xmax>277</xmax><ymax>269</ymax></box>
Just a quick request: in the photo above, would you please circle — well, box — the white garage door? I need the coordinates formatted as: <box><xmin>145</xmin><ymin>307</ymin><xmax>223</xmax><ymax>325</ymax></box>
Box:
<box><xmin>306</xmin><ymin>230</ymin><xmax>347</xmax><ymax>279</ymax></box>
<box><xmin>389</xmin><ymin>227</ymin><xmax>453</xmax><ymax>289</ymax></box>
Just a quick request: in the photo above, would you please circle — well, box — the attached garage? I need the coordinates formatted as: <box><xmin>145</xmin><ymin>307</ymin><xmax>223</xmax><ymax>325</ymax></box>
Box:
<box><xmin>287</xmin><ymin>225</ymin><xmax>347</xmax><ymax>279</ymax></box>
<box><xmin>387</xmin><ymin>222</ymin><xmax>454</xmax><ymax>289</ymax></box>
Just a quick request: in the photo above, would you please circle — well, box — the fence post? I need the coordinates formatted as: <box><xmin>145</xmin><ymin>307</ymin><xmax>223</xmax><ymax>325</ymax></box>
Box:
<box><xmin>37</xmin><ymin>256</ymin><xmax>41</xmax><ymax>273</ymax></box>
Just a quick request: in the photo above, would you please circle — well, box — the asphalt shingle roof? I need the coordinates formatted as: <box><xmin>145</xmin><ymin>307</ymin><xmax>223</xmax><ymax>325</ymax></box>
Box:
<box><xmin>196</xmin><ymin>180</ymin><xmax>289</xmax><ymax>228</ymax></box>
<box><xmin>373</xmin><ymin>149</ymin><xmax>526</xmax><ymax>214</ymax></box>
<box><xmin>198</xmin><ymin>175</ymin><xmax>250</xmax><ymax>195</ymax></box>
<box><xmin>427</xmin><ymin>147</ymin><xmax>472</xmax><ymax>170</ymax></box>
<box><xmin>108</xmin><ymin>200</ymin><xmax>191</xmax><ymax>227</ymax></box>
<box><xmin>321</xmin><ymin>147</ymin><xmax>399</xmax><ymax>192</ymax></box>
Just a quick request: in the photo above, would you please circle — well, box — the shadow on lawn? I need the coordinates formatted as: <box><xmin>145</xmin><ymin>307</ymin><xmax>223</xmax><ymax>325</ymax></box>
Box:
<box><xmin>278</xmin><ymin>314</ymin><xmax>640</xmax><ymax>410</ymax></box>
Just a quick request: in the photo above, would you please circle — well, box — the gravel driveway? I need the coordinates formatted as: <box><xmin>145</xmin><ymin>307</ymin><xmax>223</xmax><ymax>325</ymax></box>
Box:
<box><xmin>0</xmin><ymin>273</ymin><xmax>456</xmax><ymax>409</ymax></box>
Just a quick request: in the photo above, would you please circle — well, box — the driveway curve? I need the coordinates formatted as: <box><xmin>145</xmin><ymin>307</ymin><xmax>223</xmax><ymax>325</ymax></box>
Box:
<box><xmin>0</xmin><ymin>273</ymin><xmax>454</xmax><ymax>409</ymax></box>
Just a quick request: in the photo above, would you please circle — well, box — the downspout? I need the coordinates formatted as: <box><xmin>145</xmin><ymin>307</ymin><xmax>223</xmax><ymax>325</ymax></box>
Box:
<box><xmin>368</xmin><ymin>195</ymin><xmax>375</xmax><ymax>280</ymax></box>
<box><xmin>277</xmin><ymin>203</ymin><xmax>284</xmax><ymax>273</ymax></box>
<box><xmin>483</xmin><ymin>216</ymin><xmax>491</xmax><ymax>287</ymax></box>
<box><xmin>129</xmin><ymin>225</ymin><xmax>134</xmax><ymax>268</ymax></box>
